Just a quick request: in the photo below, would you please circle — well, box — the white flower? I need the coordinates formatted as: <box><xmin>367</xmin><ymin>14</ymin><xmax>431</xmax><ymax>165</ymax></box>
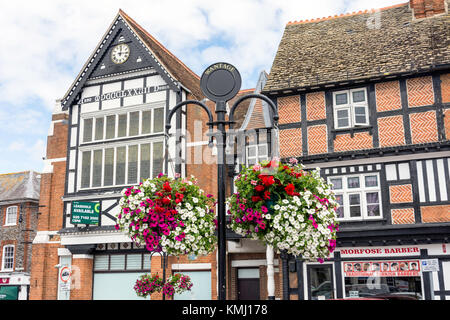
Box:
<box><xmin>192</xmin><ymin>197</ymin><xmax>198</xmax><ymax>203</ymax></box>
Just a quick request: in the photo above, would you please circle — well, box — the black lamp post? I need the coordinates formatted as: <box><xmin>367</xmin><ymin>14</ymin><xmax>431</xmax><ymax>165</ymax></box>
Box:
<box><xmin>165</xmin><ymin>62</ymin><xmax>278</xmax><ymax>300</ymax></box>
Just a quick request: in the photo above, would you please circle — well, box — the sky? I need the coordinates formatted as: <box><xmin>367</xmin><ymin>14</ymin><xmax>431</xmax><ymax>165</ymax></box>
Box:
<box><xmin>0</xmin><ymin>0</ymin><xmax>407</xmax><ymax>174</ymax></box>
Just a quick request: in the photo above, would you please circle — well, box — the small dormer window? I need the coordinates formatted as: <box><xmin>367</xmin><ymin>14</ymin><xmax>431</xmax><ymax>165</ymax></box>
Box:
<box><xmin>333</xmin><ymin>88</ymin><xmax>369</xmax><ymax>129</ymax></box>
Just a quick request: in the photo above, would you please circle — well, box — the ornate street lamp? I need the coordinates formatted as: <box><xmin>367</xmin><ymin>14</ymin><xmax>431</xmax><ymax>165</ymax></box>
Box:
<box><xmin>165</xmin><ymin>62</ymin><xmax>279</xmax><ymax>300</ymax></box>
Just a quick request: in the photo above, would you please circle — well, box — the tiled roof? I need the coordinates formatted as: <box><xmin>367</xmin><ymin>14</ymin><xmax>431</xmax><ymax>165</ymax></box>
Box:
<box><xmin>264</xmin><ymin>2</ymin><xmax>450</xmax><ymax>93</ymax></box>
<box><xmin>229</xmin><ymin>88</ymin><xmax>255</xmax><ymax>129</ymax></box>
<box><xmin>0</xmin><ymin>171</ymin><xmax>40</xmax><ymax>202</ymax></box>
<box><xmin>119</xmin><ymin>10</ymin><xmax>204</xmax><ymax>100</ymax></box>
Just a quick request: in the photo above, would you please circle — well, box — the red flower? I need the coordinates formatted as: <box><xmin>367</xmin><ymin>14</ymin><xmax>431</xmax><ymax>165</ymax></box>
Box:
<box><xmin>162</xmin><ymin>197</ymin><xmax>171</xmax><ymax>205</ymax></box>
<box><xmin>254</xmin><ymin>185</ymin><xmax>265</xmax><ymax>192</ymax></box>
<box><xmin>285</xmin><ymin>183</ymin><xmax>295</xmax><ymax>196</ymax></box>
<box><xmin>163</xmin><ymin>181</ymin><xmax>172</xmax><ymax>192</ymax></box>
<box><xmin>251</xmin><ymin>196</ymin><xmax>262</xmax><ymax>202</ymax></box>
<box><xmin>263</xmin><ymin>191</ymin><xmax>271</xmax><ymax>200</ymax></box>
<box><xmin>258</xmin><ymin>174</ymin><xmax>275</xmax><ymax>186</ymax></box>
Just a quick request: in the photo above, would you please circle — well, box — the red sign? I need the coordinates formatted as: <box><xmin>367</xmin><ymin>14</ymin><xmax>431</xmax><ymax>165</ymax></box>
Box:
<box><xmin>344</xmin><ymin>260</ymin><xmax>420</xmax><ymax>277</ymax></box>
<box><xmin>0</xmin><ymin>278</ymin><xmax>9</xmax><ymax>284</ymax></box>
<box><xmin>59</xmin><ymin>267</ymin><xmax>71</xmax><ymax>283</ymax></box>
<box><xmin>340</xmin><ymin>247</ymin><xmax>419</xmax><ymax>256</ymax></box>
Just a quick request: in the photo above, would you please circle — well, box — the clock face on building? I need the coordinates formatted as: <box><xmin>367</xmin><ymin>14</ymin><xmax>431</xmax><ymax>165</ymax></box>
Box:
<box><xmin>111</xmin><ymin>44</ymin><xmax>130</xmax><ymax>64</ymax></box>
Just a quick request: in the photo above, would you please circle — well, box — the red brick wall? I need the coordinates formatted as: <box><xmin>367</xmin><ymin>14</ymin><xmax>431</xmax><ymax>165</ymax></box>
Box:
<box><xmin>70</xmin><ymin>257</ymin><xmax>94</xmax><ymax>300</ymax></box>
<box><xmin>407</xmin><ymin>76</ymin><xmax>434</xmax><ymax>107</ymax></box>
<box><xmin>375</xmin><ymin>81</ymin><xmax>402</xmax><ymax>112</ymax></box>
<box><xmin>0</xmin><ymin>240</ymin><xmax>17</xmax><ymax>270</ymax></box>
<box><xmin>389</xmin><ymin>184</ymin><xmax>413</xmax><ymax>203</ymax></box>
<box><xmin>378</xmin><ymin>115</ymin><xmax>405</xmax><ymax>147</ymax></box>
<box><xmin>307</xmin><ymin>125</ymin><xmax>328</xmax><ymax>155</ymax></box>
<box><xmin>391</xmin><ymin>208</ymin><xmax>415</xmax><ymax>224</ymax></box>
<box><xmin>334</xmin><ymin>132</ymin><xmax>373</xmax><ymax>152</ymax></box>
<box><xmin>279</xmin><ymin>128</ymin><xmax>302</xmax><ymax>158</ymax></box>
<box><xmin>444</xmin><ymin>108</ymin><xmax>450</xmax><ymax>140</ymax></box>
<box><xmin>410</xmin><ymin>0</ymin><xmax>447</xmax><ymax>19</ymax></box>
<box><xmin>278</xmin><ymin>96</ymin><xmax>301</xmax><ymax>124</ymax></box>
<box><xmin>421</xmin><ymin>205</ymin><xmax>450</xmax><ymax>223</ymax></box>
<box><xmin>441</xmin><ymin>73</ymin><xmax>450</xmax><ymax>103</ymax></box>
<box><xmin>409</xmin><ymin>110</ymin><xmax>439</xmax><ymax>144</ymax></box>
<box><xmin>305</xmin><ymin>92</ymin><xmax>326</xmax><ymax>121</ymax></box>
<box><xmin>29</xmin><ymin>112</ymin><xmax>69</xmax><ymax>300</ymax></box>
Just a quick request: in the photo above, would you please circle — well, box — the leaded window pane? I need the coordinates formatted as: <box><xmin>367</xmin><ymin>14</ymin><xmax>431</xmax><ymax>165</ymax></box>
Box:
<box><xmin>354</xmin><ymin>106</ymin><xmax>367</xmax><ymax>124</ymax></box>
<box><xmin>103</xmin><ymin>148</ymin><xmax>114</xmax><ymax>186</ymax></box>
<box><xmin>118</xmin><ymin>114</ymin><xmax>127</xmax><ymax>138</ymax></box>
<box><xmin>127</xmin><ymin>145</ymin><xmax>138</xmax><ymax>184</ymax></box>
<box><xmin>95</xmin><ymin>117</ymin><xmax>104</xmax><ymax>140</ymax></box>
<box><xmin>140</xmin><ymin>144</ymin><xmax>151</xmax><ymax>181</ymax></box>
<box><xmin>105</xmin><ymin>115</ymin><xmax>116</xmax><ymax>139</ymax></box>
<box><xmin>335</xmin><ymin>194</ymin><xmax>344</xmax><ymax>218</ymax></box>
<box><xmin>153</xmin><ymin>108</ymin><xmax>164</xmax><ymax>133</ymax></box>
<box><xmin>152</xmin><ymin>141</ymin><xmax>163</xmax><ymax>178</ymax></box>
<box><xmin>141</xmin><ymin>111</ymin><xmax>151</xmax><ymax>134</ymax></box>
<box><xmin>83</xmin><ymin>118</ymin><xmax>93</xmax><ymax>142</ymax></box>
<box><xmin>81</xmin><ymin>151</ymin><xmax>91</xmax><ymax>188</ymax></box>
<box><xmin>352</xmin><ymin>90</ymin><xmax>366</xmax><ymax>103</ymax></box>
<box><xmin>92</xmin><ymin>150</ymin><xmax>103</xmax><ymax>187</ymax></box>
<box><xmin>335</xmin><ymin>93</ymin><xmax>348</xmax><ymax>105</ymax></box>
<box><xmin>330</xmin><ymin>178</ymin><xmax>342</xmax><ymax>190</ymax></box>
<box><xmin>347</xmin><ymin>177</ymin><xmax>360</xmax><ymax>189</ymax></box>
<box><xmin>365</xmin><ymin>175</ymin><xmax>378</xmax><ymax>187</ymax></box>
<box><xmin>129</xmin><ymin>112</ymin><xmax>140</xmax><ymax>136</ymax></box>
<box><xmin>116</xmin><ymin>147</ymin><xmax>126</xmax><ymax>185</ymax></box>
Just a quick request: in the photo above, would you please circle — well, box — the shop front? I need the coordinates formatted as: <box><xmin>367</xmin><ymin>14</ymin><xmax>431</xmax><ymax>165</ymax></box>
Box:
<box><xmin>285</xmin><ymin>243</ymin><xmax>450</xmax><ymax>300</ymax></box>
<box><xmin>0</xmin><ymin>274</ymin><xmax>29</xmax><ymax>300</ymax></box>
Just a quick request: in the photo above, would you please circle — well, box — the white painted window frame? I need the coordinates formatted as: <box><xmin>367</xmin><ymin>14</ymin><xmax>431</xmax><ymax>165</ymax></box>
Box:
<box><xmin>246</xmin><ymin>143</ymin><xmax>269</xmax><ymax>166</ymax></box>
<box><xmin>4</xmin><ymin>206</ymin><xmax>18</xmax><ymax>226</ymax></box>
<box><xmin>328</xmin><ymin>173</ymin><xmax>382</xmax><ymax>221</ymax></box>
<box><xmin>80</xmin><ymin>103</ymin><xmax>165</xmax><ymax>144</ymax></box>
<box><xmin>333</xmin><ymin>88</ymin><xmax>369</xmax><ymax>129</ymax></box>
<box><xmin>78</xmin><ymin>138</ymin><xmax>165</xmax><ymax>190</ymax></box>
<box><xmin>1</xmin><ymin>245</ymin><xmax>14</xmax><ymax>271</ymax></box>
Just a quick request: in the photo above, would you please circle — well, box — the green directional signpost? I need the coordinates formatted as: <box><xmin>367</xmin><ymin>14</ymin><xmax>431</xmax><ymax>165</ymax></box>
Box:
<box><xmin>71</xmin><ymin>201</ymin><xmax>100</xmax><ymax>225</ymax></box>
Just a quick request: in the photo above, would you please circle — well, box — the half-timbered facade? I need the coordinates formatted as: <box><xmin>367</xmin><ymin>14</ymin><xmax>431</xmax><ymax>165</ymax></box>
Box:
<box><xmin>29</xmin><ymin>10</ymin><xmax>219</xmax><ymax>300</ymax></box>
<box><xmin>237</xmin><ymin>0</ymin><xmax>450</xmax><ymax>300</ymax></box>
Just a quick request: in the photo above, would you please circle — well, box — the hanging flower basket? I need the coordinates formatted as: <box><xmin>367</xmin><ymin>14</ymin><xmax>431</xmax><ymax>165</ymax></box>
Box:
<box><xmin>134</xmin><ymin>273</ymin><xmax>164</xmax><ymax>298</ymax></box>
<box><xmin>115</xmin><ymin>174</ymin><xmax>217</xmax><ymax>256</ymax></box>
<box><xmin>134</xmin><ymin>273</ymin><xmax>193</xmax><ymax>298</ymax></box>
<box><xmin>227</xmin><ymin>158</ymin><xmax>340</xmax><ymax>262</ymax></box>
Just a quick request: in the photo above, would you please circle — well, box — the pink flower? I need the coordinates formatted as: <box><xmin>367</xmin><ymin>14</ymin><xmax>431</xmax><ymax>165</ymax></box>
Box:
<box><xmin>309</xmin><ymin>215</ymin><xmax>318</xmax><ymax>229</ymax></box>
<box><xmin>289</xmin><ymin>157</ymin><xmax>298</xmax><ymax>165</ymax></box>
<box><xmin>253</xmin><ymin>164</ymin><xmax>261</xmax><ymax>172</ymax></box>
<box><xmin>317</xmin><ymin>258</ymin><xmax>324</xmax><ymax>264</ymax></box>
<box><xmin>261</xmin><ymin>206</ymin><xmax>268</xmax><ymax>213</ymax></box>
<box><xmin>250</xmin><ymin>180</ymin><xmax>258</xmax><ymax>186</ymax></box>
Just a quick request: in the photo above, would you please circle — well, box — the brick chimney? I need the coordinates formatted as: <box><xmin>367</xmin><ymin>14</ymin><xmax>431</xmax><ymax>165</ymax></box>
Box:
<box><xmin>410</xmin><ymin>0</ymin><xmax>448</xmax><ymax>19</ymax></box>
